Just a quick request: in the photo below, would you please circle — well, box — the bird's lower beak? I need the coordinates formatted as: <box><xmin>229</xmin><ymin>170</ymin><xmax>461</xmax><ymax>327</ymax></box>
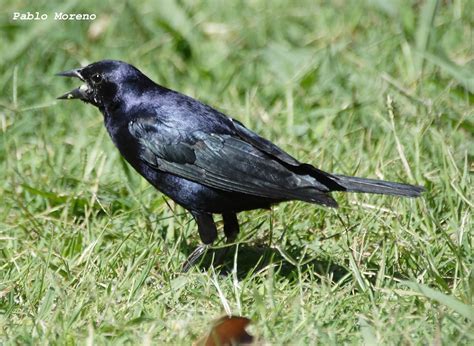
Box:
<box><xmin>56</xmin><ymin>68</ymin><xmax>91</xmax><ymax>101</ymax></box>
<box><xmin>57</xmin><ymin>84</ymin><xmax>91</xmax><ymax>100</ymax></box>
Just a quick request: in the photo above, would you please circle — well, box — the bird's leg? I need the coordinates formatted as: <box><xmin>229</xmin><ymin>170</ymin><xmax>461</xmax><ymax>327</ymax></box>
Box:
<box><xmin>213</xmin><ymin>213</ymin><xmax>240</xmax><ymax>268</ymax></box>
<box><xmin>223</xmin><ymin>212</ymin><xmax>240</xmax><ymax>242</ymax></box>
<box><xmin>182</xmin><ymin>211</ymin><xmax>217</xmax><ymax>272</ymax></box>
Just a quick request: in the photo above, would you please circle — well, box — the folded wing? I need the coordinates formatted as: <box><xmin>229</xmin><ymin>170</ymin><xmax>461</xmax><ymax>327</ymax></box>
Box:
<box><xmin>129</xmin><ymin>117</ymin><xmax>337</xmax><ymax>207</ymax></box>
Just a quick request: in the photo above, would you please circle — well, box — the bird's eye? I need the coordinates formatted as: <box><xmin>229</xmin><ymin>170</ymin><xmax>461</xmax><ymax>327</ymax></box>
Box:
<box><xmin>91</xmin><ymin>73</ymin><xmax>103</xmax><ymax>84</ymax></box>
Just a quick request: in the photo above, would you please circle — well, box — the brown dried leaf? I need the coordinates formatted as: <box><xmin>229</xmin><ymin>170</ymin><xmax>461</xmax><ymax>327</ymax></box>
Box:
<box><xmin>195</xmin><ymin>316</ymin><xmax>254</xmax><ymax>346</ymax></box>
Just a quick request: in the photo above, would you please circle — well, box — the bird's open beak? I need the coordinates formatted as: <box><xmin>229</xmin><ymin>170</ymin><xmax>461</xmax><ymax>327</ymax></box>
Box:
<box><xmin>56</xmin><ymin>68</ymin><xmax>91</xmax><ymax>101</ymax></box>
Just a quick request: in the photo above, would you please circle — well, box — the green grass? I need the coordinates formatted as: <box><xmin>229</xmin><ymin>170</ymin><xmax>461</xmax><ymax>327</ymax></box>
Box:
<box><xmin>1</xmin><ymin>0</ymin><xmax>472</xmax><ymax>344</ymax></box>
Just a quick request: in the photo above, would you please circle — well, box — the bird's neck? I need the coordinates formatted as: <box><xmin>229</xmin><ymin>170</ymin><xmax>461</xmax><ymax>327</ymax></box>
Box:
<box><xmin>103</xmin><ymin>109</ymin><xmax>141</xmax><ymax>166</ymax></box>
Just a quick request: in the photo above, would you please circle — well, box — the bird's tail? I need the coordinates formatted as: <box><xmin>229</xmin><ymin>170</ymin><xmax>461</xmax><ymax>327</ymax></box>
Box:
<box><xmin>332</xmin><ymin>175</ymin><xmax>424</xmax><ymax>197</ymax></box>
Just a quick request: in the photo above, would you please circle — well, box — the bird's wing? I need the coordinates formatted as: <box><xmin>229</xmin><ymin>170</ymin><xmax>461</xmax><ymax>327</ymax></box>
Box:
<box><xmin>229</xmin><ymin>118</ymin><xmax>346</xmax><ymax>191</ymax></box>
<box><xmin>229</xmin><ymin>118</ymin><xmax>301</xmax><ymax>166</ymax></box>
<box><xmin>128</xmin><ymin>117</ymin><xmax>336</xmax><ymax>206</ymax></box>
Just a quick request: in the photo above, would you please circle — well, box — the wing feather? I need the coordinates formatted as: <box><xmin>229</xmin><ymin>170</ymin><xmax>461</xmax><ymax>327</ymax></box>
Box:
<box><xmin>128</xmin><ymin>118</ymin><xmax>336</xmax><ymax>206</ymax></box>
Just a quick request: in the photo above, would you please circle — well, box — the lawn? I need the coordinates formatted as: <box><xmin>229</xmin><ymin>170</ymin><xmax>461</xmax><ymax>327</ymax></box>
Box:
<box><xmin>0</xmin><ymin>0</ymin><xmax>472</xmax><ymax>344</ymax></box>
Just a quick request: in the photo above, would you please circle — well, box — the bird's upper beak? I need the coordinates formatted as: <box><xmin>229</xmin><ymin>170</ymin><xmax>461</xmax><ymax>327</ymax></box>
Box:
<box><xmin>56</xmin><ymin>68</ymin><xmax>91</xmax><ymax>101</ymax></box>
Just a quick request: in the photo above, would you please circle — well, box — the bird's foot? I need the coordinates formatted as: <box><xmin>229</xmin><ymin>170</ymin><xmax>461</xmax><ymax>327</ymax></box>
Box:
<box><xmin>181</xmin><ymin>242</ymin><xmax>237</xmax><ymax>273</ymax></box>
<box><xmin>182</xmin><ymin>244</ymin><xmax>210</xmax><ymax>272</ymax></box>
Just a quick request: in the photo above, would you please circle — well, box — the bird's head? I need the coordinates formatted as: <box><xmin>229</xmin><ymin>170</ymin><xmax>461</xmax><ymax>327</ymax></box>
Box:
<box><xmin>57</xmin><ymin>60</ymin><xmax>151</xmax><ymax>110</ymax></box>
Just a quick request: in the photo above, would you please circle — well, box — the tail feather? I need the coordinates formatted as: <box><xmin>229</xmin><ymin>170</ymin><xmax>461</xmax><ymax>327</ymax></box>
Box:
<box><xmin>333</xmin><ymin>175</ymin><xmax>424</xmax><ymax>197</ymax></box>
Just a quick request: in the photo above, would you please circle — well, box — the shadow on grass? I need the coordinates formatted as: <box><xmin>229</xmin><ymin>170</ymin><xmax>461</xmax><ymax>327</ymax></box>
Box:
<box><xmin>193</xmin><ymin>244</ymin><xmax>349</xmax><ymax>283</ymax></box>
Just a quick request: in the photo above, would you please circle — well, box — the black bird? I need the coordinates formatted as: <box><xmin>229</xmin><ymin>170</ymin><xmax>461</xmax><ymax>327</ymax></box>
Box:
<box><xmin>57</xmin><ymin>60</ymin><xmax>423</xmax><ymax>270</ymax></box>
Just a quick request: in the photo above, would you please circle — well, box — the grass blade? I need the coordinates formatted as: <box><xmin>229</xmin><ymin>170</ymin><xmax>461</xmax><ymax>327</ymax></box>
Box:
<box><xmin>359</xmin><ymin>316</ymin><xmax>378</xmax><ymax>346</ymax></box>
<box><xmin>402</xmin><ymin>281</ymin><xmax>474</xmax><ymax>321</ymax></box>
<box><xmin>414</xmin><ymin>0</ymin><xmax>439</xmax><ymax>75</ymax></box>
<box><xmin>423</xmin><ymin>51</ymin><xmax>474</xmax><ymax>93</ymax></box>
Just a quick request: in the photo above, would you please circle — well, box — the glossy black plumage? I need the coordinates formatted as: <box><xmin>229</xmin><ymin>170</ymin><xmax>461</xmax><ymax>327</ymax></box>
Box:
<box><xmin>57</xmin><ymin>60</ymin><xmax>424</xmax><ymax>270</ymax></box>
